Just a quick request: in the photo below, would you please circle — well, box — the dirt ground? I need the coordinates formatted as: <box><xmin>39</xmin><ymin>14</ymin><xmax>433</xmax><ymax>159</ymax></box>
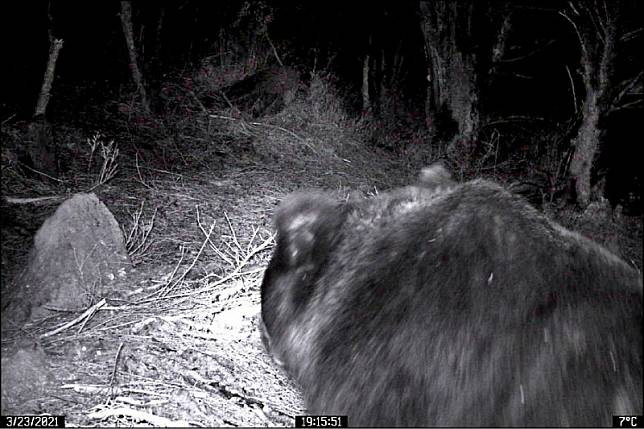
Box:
<box><xmin>0</xmin><ymin>117</ymin><xmax>410</xmax><ymax>426</ymax></box>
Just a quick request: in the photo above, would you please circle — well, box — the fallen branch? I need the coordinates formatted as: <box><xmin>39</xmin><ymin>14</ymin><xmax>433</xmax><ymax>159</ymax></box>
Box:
<box><xmin>3</xmin><ymin>195</ymin><xmax>64</xmax><ymax>204</ymax></box>
<box><xmin>40</xmin><ymin>298</ymin><xmax>106</xmax><ymax>339</ymax></box>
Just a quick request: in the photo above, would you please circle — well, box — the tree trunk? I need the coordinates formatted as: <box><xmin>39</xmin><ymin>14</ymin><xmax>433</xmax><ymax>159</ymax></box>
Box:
<box><xmin>120</xmin><ymin>1</ymin><xmax>151</xmax><ymax>115</ymax></box>
<box><xmin>562</xmin><ymin>0</ymin><xmax>618</xmax><ymax>207</ymax></box>
<box><xmin>34</xmin><ymin>39</ymin><xmax>63</xmax><ymax>117</ymax></box>
<box><xmin>27</xmin><ymin>23</ymin><xmax>63</xmax><ymax>178</ymax></box>
<box><xmin>569</xmin><ymin>90</ymin><xmax>601</xmax><ymax>206</ymax></box>
<box><xmin>362</xmin><ymin>35</ymin><xmax>372</xmax><ymax>115</ymax></box>
<box><xmin>419</xmin><ymin>0</ymin><xmax>479</xmax><ymax>152</ymax></box>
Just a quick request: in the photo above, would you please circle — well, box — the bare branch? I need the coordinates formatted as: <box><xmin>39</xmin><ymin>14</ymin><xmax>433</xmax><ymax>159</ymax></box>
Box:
<box><xmin>611</xmin><ymin>99</ymin><xmax>643</xmax><ymax>112</ymax></box>
<box><xmin>565</xmin><ymin>65</ymin><xmax>579</xmax><ymax>114</ymax></box>
<box><xmin>612</xmin><ymin>71</ymin><xmax>643</xmax><ymax>108</ymax></box>
<box><xmin>559</xmin><ymin>10</ymin><xmax>586</xmax><ymax>56</ymax></box>
<box><xmin>499</xmin><ymin>39</ymin><xmax>556</xmax><ymax>64</ymax></box>
<box><xmin>620</xmin><ymin>27</ymin><xmax>643</xmax><ymax>43</ymax></box>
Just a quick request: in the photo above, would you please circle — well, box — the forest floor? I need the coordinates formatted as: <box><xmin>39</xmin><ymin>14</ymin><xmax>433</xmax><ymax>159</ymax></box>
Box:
<box><xmin>1</xmin><ymin>82</ymin><xmax>641</xmax><ymax>426</ymax></box>
<box><xmin>0</xmin><ymin>95</ymin><xmax>415</xmax><ymax>426</ymax></box>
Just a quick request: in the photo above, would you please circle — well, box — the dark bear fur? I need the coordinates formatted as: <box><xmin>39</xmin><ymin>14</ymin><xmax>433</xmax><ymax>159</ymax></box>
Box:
<box><xmin>260</xmin><ymin>164</ymin><xmax>642</xmax><ymax>427</ymax></box>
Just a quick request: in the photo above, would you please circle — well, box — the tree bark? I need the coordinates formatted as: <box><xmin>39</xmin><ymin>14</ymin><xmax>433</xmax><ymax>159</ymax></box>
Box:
<box><xmin>570</xmin><ymin>90</ymin><xmax>601</xmax><ymax>206</ymax></box>
<box><xmin>419</xmin><ymin>0</ymin><xmax>479</xmax><ymax>152</ymax></box>
<box><xmin>34</xmin><ymin>39</ymin><xmax>63</xmax><ymax>117</ymax></box>
<box><xmin>562</xmin><ymin>0</ymin><xmax>617</xmax><ymax>207</ymax></box>
<box><xmin>120</xmin><ymin>1</ymin><xmax>151</xmax><ymax>114</ymax></box>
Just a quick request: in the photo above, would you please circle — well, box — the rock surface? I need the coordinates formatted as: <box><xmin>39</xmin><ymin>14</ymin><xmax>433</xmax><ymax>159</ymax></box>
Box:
<box><xmin>1</xmin><ymin>193</ymin><xmax>131</xmax><ymax>328</ymax></box>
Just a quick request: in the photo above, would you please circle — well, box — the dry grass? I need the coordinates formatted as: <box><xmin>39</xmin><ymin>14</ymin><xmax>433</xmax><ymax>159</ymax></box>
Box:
<box><xmin>1</xmin><ymin>186</ymin><xmax>305</xmax><ymax>425</ymax></box>
<box><xmin>0</xmin><ymin>71</ymin><xmax>408</xmax><ymax>426</ymax></box>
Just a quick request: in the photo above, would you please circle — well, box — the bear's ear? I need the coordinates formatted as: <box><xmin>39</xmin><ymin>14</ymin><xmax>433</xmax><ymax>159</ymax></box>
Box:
<box><xmin>274</xmin><ymin>192</ymin><xmax>347</xmax><ymax>268</ymax></box>
<box><xmin>419</xmin><ymin>162</ymin><xmax>454</xmax><ymax>190</ymax></box>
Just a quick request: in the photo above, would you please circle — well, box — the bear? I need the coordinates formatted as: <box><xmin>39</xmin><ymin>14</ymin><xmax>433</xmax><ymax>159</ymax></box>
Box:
<box><xmin>260</xmin><ymin>164</ymin><xmax>642</xmax><ymax>427</ymax></box>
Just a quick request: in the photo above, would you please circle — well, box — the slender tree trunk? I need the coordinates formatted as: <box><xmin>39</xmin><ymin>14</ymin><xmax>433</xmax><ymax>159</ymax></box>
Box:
<box><xmin>120</xmin><ymin>1</ymin><xmax>151</xmax><ymax>114</ymax></box>
<box><xmin>27</xmin><ymin>4</ymin><xmax>64</xmax><ymax>178</ymax></box>
<box><xmin>34</xmin><ymin>39</ymin><xmax>63</xmax><ymax>117</ymax></box>
<box><xmin>562</xmin><ymin>0</ymin><xmax>617</xmax><ymax>207</ymax></box>
<box><xmin>362</xmin><ymin>35</ymin><xmax>372</xmax><ymax>114</ymax></box>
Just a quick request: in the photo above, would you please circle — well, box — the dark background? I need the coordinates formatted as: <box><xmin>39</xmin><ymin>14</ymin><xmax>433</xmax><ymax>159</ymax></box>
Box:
<box><xmin>1</xmin><ymin>0</ymin><xmax>642</xmax><ymax>212</ymax></box>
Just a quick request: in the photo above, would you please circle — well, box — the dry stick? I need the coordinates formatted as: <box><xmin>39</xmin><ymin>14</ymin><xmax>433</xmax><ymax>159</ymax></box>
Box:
<box><xmin>83</xmin><ymin>317</ymin><xmax>142</xmax><ymax>333</ymax></box>
<box><xmin>124</xmin><ymin>200</ymin><xmax>144</xmax><ymax>247</ymax></box>
<box><xmin>246</xmin><ymin>226</ymin><xmax>260</xmax><ymax>255</ymax></box>
<box><xmin>249</xmin><ymin>121</ymin><xmax>318</xmax><ymax>154</ymax></box>
<box><xmin>160</xmin><ymin>216</ymin><xmax>216</xmax><ymax>297</ymax></box>
<box><xmin>208</xmin><ymin>114</ymin><xmax>237</xmax><ymax>121</ymax></box>
<box><xmin>110</xmin><ymin>341</ymin><xmax>124</xmax><ymax>386</ymax></box>
<box><xmin>3</xmin><ymin>196</ymin><xmax>63</xmax><ymax>204</ymax></box>
<box><xmin>218</xmin><ymin>90</ymin><xmax>239</xmax><ymax>113</ymax></box>
<box><xmin>218</xmin><ymin>92</ymin><xmax>235</xmax><ymax>113</ymax></box>
<box><xmin>208</xmin><ymin>112</ymin><xmax>313</xmax><ymax>149</ymax></box>
<box><xmin>152</xmin><ymin>246</ymin><xmax>186</xmax><ymax>297</ymax></box>
<box><xmin>219</xmin><ymin>214</ymin><xmax>252</xmax><ymax>267</ymax></box>
<box><xmin>265</xmin><ymin>32</ymin><xmax>284</xmax><ymax>67</ymax></box>
<box><xmin>40</xmin><ymin>298</ymin><xmax>106</xmax><ymax>338</ymax></box>
<box><xmin>127</xmin><ymin>203</ymin><xmax>157</xmax><ymax>257</ymax></box>
<box><xmin>136</xmin><ymin>164</ymin><xmax>185</xmax><ymax>179</ymax></box>
<box><xmin>209</xmin><ymin>244</ymin><xmax>234</xmax><ymax>269</ymax></box>
<box><xmin>221</xmin><ymin>238</ymin><xmax>241</xmax><ymax>266</ymax></box>
<box><xmin>198</xmin><ymin>212</ymin><xmax>234</xmax><ymax>268</ymax></box>
<box><xmin>133</xmin><ymin>234</ymin><xmax>274</xmax><ymax>305</ymax></box>
<box><xmin>16</xmin><ymin>161</ymin><xmax>65</xmax><ymax>183</ymax></box>
<box><xmin>77</xmin><ymin>294</ymin><xmax>97</xmax><ymax>334</ymax></box>
<box><xmin>223</xmin><ymin>212</ymin><xmax>242</xmax><ymax>252</ymax></box>
<box><xmin>130</xmin><ymin>216</ymin><xmax>155</xmax><ymax>258</ymax></box>
<box><xmin>2</xmin><ymin>114</ymin><xmax>17</xmax><ymax>125</ymax></box>
<box><xmin>122</xmin><ymin>215</ymin><xmax>273</xmax><ymax>307</ymax></box>
<box><xmin>248</xmin><ymin>121</ymin><xmax>306</xmax><ymax>142</ymax></box>
<box><xmin>199</xmin><ymin>233</ymin><xmax>273</xmax><ymax>286</ymax></box>
<box><xmin>61</xmin><ymin>384</ymin><xmax>113</xmax><ymax>394</ymax></box>
<box><xmin>134</xmin><ymin>152</ymin><xmax>151</xmax><ymax>188</ymax></box>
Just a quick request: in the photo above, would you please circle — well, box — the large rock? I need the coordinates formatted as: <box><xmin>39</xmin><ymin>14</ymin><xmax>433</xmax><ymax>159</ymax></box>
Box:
<box><xmin>2</xmin><ymin>193</ymin><xmax>131</xmax><ymax>328</ymax></box>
